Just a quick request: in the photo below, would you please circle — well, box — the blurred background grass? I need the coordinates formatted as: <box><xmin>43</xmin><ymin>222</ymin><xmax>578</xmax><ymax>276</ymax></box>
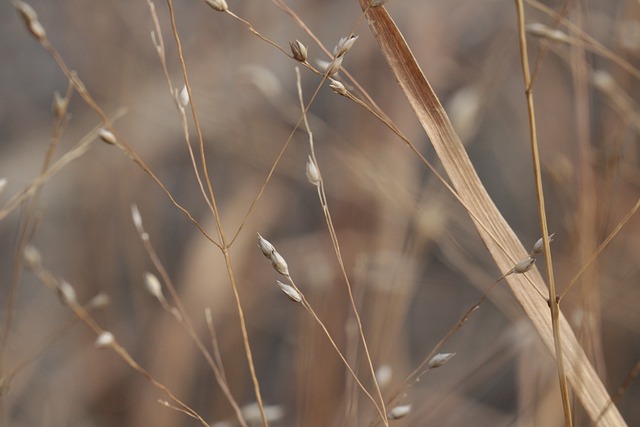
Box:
<box><xmin>1</xmin><ymin>0</ymin><xmax>639</xmax><ymax>426</ymax></box>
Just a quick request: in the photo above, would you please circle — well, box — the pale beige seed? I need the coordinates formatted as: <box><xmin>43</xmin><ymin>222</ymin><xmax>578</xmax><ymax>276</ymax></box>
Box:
<box><xmin>325</xmin><ymin>55</ymin><xmax>344</xmax><ymax>77</ymax></box>
<box><xmin>329</xmin><ymin>79</ymin><xmax>348</xmax><ymax>96</ymax></box>
<box><xmin>143</xmin><ymin>272</ymin><xmax>164</xmax><ymax>300</ymax></box>
<box><xmin>427</xmin><ymin>352</ymin><xmax>456</xmax><ymax>368</ymax></box>
<box><xmin>306</xmin><ymin>156</ymin><xmax>320</xmax><ymax>186</ymax></box>
<box><xmin>257</xmin><ymin>233</ymin><xmax>276</xmax><ymax>258</ymax></box>
<box><xmin>23</xmin><ymin>244</ymin><xmax>41</xmax><ymax>270</ymax></box>
<box><xmin>513</xmin><ymin>257</ymin><xmax>535</xmax><ymax>274</ymax></box>
<box><xmin>333</xmin><ymin>35</ymin><xmax>358</xmax><ymax>58</ymax></box>
<box><xmin>15</xmin><ymin>1</ymin><xmax>46</xmax><ymax>41</ymax></box>
<box><xmin>276</xmin><ymin>280</ymin><xmax>302</xmax><ymax>303</ymax></box>
<box><xmin>289</xmin><ymin>40</ymin><xmax>308</xmax><ymax>62</ymax></box>
<box><xmin>95</xmin><ymin>331</ymin><xmax>115</xmax><ymax>348</ymax></box>
<box><xmin>204</xmin><ymin>0</ymin><xmax>228</xmax><ymax>12</ymax></box>
<box><xmin>57</xmin><ymin>280</ymin><xmax>77</xmax><ymax>306</ymax></box>
<box><xmin>270</xmin><ymin>251</ymin><xmax>290</xmax><ymax>276</ymax></box>
<box><xmin>97</xmin><ymin>128</ymin><xmax>117</xmax><ymax>145</ymax></box>
<box><xmin>388</xmin><ymin>404</ymin><xmax>412</xmax><ymax>420</ymax></box>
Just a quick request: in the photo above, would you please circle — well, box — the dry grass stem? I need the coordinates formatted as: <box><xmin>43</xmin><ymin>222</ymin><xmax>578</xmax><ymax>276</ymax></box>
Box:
<box><xmin>357</xmin><ymin>1</ymin><xmax>626</xmax><ymax>425</ymax></box>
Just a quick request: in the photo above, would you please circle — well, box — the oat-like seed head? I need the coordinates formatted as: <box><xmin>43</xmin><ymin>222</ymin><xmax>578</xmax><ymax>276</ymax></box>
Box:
<box><xmin>325</xmin><ymin>55</ymin><xmax>344</xmax><ymax>77</ymax></box>
<box><xmin>388</xmin><ymin>404</ymin><xmax>412</xmax><ymax>420</ymax></box>
<box><xmin>531</xmin><ymin>233</ymin><xmax>554</xmax><ymax>256</ymax></box>
<box><xmin>276</xmin><ymin>280</ymin><xmax>302</xmax><ymax>303</ymax></box>
<box><xmin>57</xmin><ymin>280</ymin><xmax>77</xmax><ymax>306</ymax></box>
<box><xmin>257</xmin><ymin>233</ymin><xmax>290</xmax><ymax>276</ymax></box>
<box><xmin>525</xmin><ymin>23</ymin><xmax>568</xmax><ymax>43</ymax></box>
<box><xmin>257</xmin><ymin>233</ymin><xmax>276</xmax><ymax>258</ymax></box>
<box><xmin>97</xmin><ymin>128</ymin><xmax>117</xmax><ymax>145</ymax></box>
<box><xmin>131</xmin><ymin>204</ymin><xmax>144</xmax><ymax>233</ymax></box>
<box><xmin>87</xmin><ymin>292</ymin><xmax>110</xmax><ymax>309</ymax></box>
<box><xmin>513</xmin><ymin>257</ymin><xmax>535</xmax><ymax>274</ymax></box>
<box><xmin>289</xmin><ymin>40</ymin><xmax>308</xmax><ymax>62</ymax></box>
<box><xmin>271</xmin><ymin>251</ymin><xmax>290</xmax><ymax>276</ymax></box>
<box><xmin>205</xmin><ymin>0</ymin><xmax>228</xmax><ymax>12</ymax></box>
<box><xmin>177</xmin><ymin>85</ymin><xmax>189</xmax><ymax>108</ymax></box>
<box><xmin>23</xmin><ymin>244</ymin><xmax>41</xmax><ymax>270</ymax></box>
<box><xmin>95</xmin><ymin>331</ymin><xmax>115</xmax><ymax>348</ymax></box>
<box><xmin>427</xmin><ymin>352</ymin><xmax>456</xmax><ymax>368</ymax></box>
<box><xmin>306</xmin><ymin>156</ymin><xmax>320</xmax><ymax>186</ymax></box>
<box><xmin>143</xmin><ymin>272</ymin><xmax>164</xmax><ymax>301</ymax></box>
<box><xmin>375</xmin><ymin>364</ymin><xmax>393</xmax><ymax>388</ymax></box>
<box><xmin>14</xmin><ymin>1</ymin><xmax>46</xmax><ymax>41</ymax></box>
<box><xmin>333</xmin><ymin>35</ymin><xmax>358</xmax><ymax>57</ymax></box>
<box><xmin>329</xmin><ymin>79</ymin><xmax>348</xmax><ymax>96</ymax></box>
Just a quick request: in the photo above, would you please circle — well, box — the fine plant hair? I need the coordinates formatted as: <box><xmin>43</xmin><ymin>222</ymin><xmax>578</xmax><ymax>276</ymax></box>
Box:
<box><xmin>1</xmin><ymin>1</ymin><xmax>639</xmax><ymax>427</ymax></box>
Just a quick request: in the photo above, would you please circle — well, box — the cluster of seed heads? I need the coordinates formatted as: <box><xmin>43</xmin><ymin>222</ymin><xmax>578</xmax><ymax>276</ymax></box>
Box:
<box><xmin>510</xmin><ymin>233</ymin><xmax>555</xmax><ymax>276</ymax></box>
<box><xmin>257</xmin><ymin>233</ymin><xmax>289</xmax><ymax>276</ymax></box>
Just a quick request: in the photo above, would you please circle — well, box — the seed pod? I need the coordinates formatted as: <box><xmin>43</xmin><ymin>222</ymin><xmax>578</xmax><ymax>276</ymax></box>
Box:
<box><xmin>257</xmin><ymin>233</ymin><xmax>276</xmax><ymax>258</ymax></box>
<box><xmin>427</xmin><ymin>352</ymin><xmax>456</xmax><ymax>368</ymax></box>
<box><xmin>95</xmin><ymin>331</ymin><xmax>115</xmax><ymax>348</ymax></box>
<box><xmin>329</xmin><ymin>79</ymin><xmax>348</xmax><ymax>96</ymax></box>
<box><xmin>325</xmin><ymin>55</ymin><xmax>344</xmax><ymax>77</ymax></box>
<box><xmin>97</xmin><ymin>128</ymin><xmax>117</xmax><ymax>145</ymax></box>
<box><xmin>15</xmin><ymin>1</ymin><xmax>46</xmax><ymax>41</ymax></box>
<box><xmin>333</xmin><ymin>35</ymin><xmax>358</xmax><ymax>57</ymax></box>
<box><xmin>276</xmin><ymin>280</ymin><xmax>302</xmax><ymax>303</ymax></box>
<box><xmin>306</xmin><ymin>156</ymin><xmax>320</xmax><ymax>186</ymax></box>
<box><xmin>270</xmin><ymin>251</ymin><xmax>290</xmax><ymax>276</ymax></box>
<box><xmin>205</xmin><ymin>0</ymin><xmax>228</xmax><ymax>12</ymax></box>
<box><xmin>388</xmin><ymin>404</ymin><xmax>412</xmax><ymax>420</ymax></box>
<box><xmin>289</xmin><ymin>40</ymin><xmax>308</xmax><ymax>62</ymax></box>
<box><xmin>513</xmin><ymin>257</ymin><xmax>535</xmax><ymax>274</ymax></box>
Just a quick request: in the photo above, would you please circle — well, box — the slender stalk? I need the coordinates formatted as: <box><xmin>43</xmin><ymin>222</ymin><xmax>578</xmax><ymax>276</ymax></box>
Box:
<box><xmin>165</xmin><ymin>2</ymin><xmax>268</xmax><ymax>425</ymax></box>
<box><xmin>513</xmin><ymin>1</ymin><xmax>572</xmax><ymax>425</ymax></box>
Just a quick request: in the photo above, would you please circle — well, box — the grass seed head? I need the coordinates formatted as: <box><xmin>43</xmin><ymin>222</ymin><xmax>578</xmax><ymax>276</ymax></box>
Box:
<box><xmin>388</xmin><ymin>404</ymin><xmax>412</xmax><ymax>420</ymax></box>
<box><xmin>87</xmin><ymin>292</ymin><xmax>110</xmax><ymax>310</ymax></box>
<box><xmin>329</xmin><ymin>79</ymin><xmax>348</xmax><ymax>96</ymax></box>
<box><xmin>95</xmin><ymin>331</ymin><xmax>115</xmax><ymax>348</ymax></box>
<box><xmin>333</xmin><ymin>35</ymin><xmax>358</xmax><ymax>57</ymax></box>
<box><xmin>276</xmin><ymin>280</ymin><xmax>302</xmax><ymax>303</ymax></box>
<box><xmin>57</xmin><ymin>280</ymin><xmax>77</xmax><ymax>306</ymax></box>
<box><xmin>289</xmin><ymin>40</ymin><xmax>308</xmax><ymax>62</ymax></box>
<box><xmin>257</xmin><ymin>233</ymin><xmax>276</xmax><ymax>257</ymax></box>
<box><xmin>177</xmin><ymin>85</ymin><xmax>189</xmax><ymax>108</ymax></box>
<box><xmin>375</xmin><ymin>364</ymin><xmax>393</xmax><ymax>388</ymax></box>
<box><xmin>325</xmin><ymin>55</ymin><xmax>344</xmax><ymax>77</ymax></box>
<box><xmin>23</xmin><ymin>245</ymin><xmax>41</xmax><ymax>270</ymax></box>
<box><xmin>531</xmin><ymin>233</ymin><xmax>555</xmax><ymax>256</ymax></box>
<box><xmin>15</xmin><ymin>1</ymin><xmax>46</xmax><ymax>41</ymax></box>
<box><xmin>270</xmin><ymin>251</ymin><xmax>290</xmax><ymax>276</ymax></box>
<box><xmin>306</xmin><ymin>155</ymin><xmax>320</xmax><ymax>186</ymax></box>
<box><xmin>205</xmin><ymin>0</ymin><xmax>228</xmax><ymax>12</ymax></box>
<box><xmin>143</xmin><ymin>272</ymin><xmax>164</xmax><ymax>301</ymax></box>
<box><xmin>427</xmin><ymin>352</ymin><xmax>456</xmax><ymax>368</ymax></box>
<box><xmin>526</xmin><ymin>23</ymin><xmax>568</xmax><ymax>43</ymax></box>
<box><xmin>513</xmin><ymin>257</ymin><xmax>535</xmax><ymax>274</ymax></box>
<box><xmin>97</xmin><ymin>128</ymin><xmax>117</xmax><ymax>145</ymax></box>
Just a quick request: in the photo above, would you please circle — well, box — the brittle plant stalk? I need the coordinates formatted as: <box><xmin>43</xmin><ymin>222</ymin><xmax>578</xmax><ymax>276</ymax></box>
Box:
<box><xmin>165</xmin><ymin>0</ymin><xmax>268</xmax><ymax>424</ymax></box>
<box><xmin>296</xmin><ymin>69</ymin><xmax>388</xmax><ymax>425</ymax></box>
<box><xmin>514</xmin><ymin>1</ymin><xmax>572</xmax><ymax>425</ymax></box>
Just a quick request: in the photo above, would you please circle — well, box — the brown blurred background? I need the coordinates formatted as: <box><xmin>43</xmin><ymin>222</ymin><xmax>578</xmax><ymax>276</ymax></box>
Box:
<box><xmin>1</xmin><ymin>0</ymin><xmax>639</xmax><ymax>426</ymax></box>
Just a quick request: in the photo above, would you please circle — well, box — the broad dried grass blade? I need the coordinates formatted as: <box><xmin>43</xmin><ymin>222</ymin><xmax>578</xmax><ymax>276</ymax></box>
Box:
<box><xmin>357</xmin><ymin>2</ymin><xmax>625</xmax><ymax>425</ymax></box>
